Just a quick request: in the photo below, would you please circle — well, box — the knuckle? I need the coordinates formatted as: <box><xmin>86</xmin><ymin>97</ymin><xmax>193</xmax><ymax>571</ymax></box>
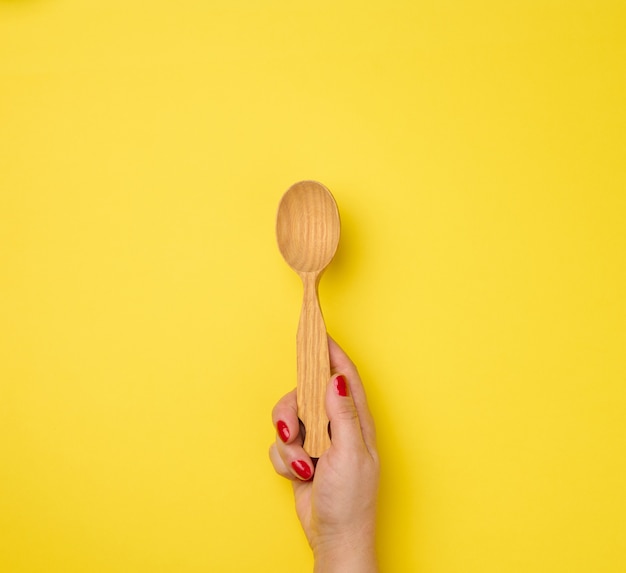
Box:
<box><xmin>335</xmin><ymin>404</ymin><xmax>359</xmax><ymax>421</ymax></box>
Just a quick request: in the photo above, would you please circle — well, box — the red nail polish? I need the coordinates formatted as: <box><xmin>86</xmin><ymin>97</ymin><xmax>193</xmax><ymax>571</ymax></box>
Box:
<box><xmin>335</xmin><ymin>375</ymin><xmax>348</xmax><ymax>397</ymax></box>
<box><xmin>277</xmin><ymin>420</ymin><xmax>290</xmax><ymax>443</ymax></box>
<box><xmin>291</xmin><ymin>459</ymin><xmax>312</xmax><ymax>480</ymax></box>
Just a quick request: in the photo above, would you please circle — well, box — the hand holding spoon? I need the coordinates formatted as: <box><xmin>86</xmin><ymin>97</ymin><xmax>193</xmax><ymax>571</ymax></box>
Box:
<box><xmin>276</xmin><ymin>181</ymin><xmax>341</xmax><ymax>458</ymax></box>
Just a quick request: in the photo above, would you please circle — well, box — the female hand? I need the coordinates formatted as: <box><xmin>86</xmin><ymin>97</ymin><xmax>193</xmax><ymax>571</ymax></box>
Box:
<box><xmin>269</xmin><ymin>337</ymin><xmax>380</xmax><ymax>573</ymax></box>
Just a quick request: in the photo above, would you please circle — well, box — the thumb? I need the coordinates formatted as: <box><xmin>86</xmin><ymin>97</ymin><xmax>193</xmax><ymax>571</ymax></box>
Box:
<box><xmin>325</xmin><ymin>374</ymin><xmax>365</xmax><ymax>450</ymax></box>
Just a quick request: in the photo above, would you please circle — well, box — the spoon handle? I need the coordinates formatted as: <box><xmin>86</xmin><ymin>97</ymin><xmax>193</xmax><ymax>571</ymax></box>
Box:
<box><xmin>297</xmin><ymin>272</ymin><xmax>332</xmax><ymax>458</ymax></box>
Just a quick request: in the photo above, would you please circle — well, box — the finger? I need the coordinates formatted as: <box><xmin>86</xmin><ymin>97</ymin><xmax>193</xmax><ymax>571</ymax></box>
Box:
<box><xmin>328</xmin><ymin>334</ymin><xmax>359</xmax><ymax>379</ymax></box>
<box><xmin>325</xmin><ymin>372</ymin><xmax>366</xmax><ymax>452</ymax></box>
<box><xmin>269</xmin><ymin>442</ymin><xmax>292</xmax><ymax>479</ymax></box>
<box><xmin>271</xmin><ymin>388</ymin><xmax>300</xmax><ymax>446</ymax></box>
<box><xmin>327</xmin><ymin>336</ymin><xmax>377</xmax><ymax>455</ymax></box>
<box><xmin>271</xmin><ymin>389</ymin><xmax>315</xmax><ymax>481</ymax></box>
<box><xmin>271</xmin><ymin>437</ymin><xmax>316</xmax><ymax>481</ymax></box>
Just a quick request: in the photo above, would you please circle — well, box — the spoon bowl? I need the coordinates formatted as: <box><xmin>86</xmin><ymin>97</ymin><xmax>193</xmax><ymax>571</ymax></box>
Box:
<box><xmin>276</xmin><ymin>181</ymin><xmax>341</xmax><ymax>457</ymax></box>
<box><xmin>276</xmin><ymin>181</ymin><xmax>340</xmax><ymax>274</ymax></box>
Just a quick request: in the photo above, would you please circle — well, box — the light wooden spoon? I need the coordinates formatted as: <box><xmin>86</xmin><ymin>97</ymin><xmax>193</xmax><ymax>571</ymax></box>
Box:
<box><xmin>276</xmin><ymin>180</ymin><xmax>340</xmax><ymax>458</ymax></box>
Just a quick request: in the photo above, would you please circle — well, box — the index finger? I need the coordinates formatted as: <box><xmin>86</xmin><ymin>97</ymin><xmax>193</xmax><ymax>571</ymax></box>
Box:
<box><xmin>271</xmin><ymin>388</ymin><xmax>300</xmax><ymax>445</ymax></box>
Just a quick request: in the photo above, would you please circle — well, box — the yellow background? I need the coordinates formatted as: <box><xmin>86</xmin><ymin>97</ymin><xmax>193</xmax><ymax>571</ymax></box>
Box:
<box><xmin>1</xmin><ymin>1</ymin><xmax>625</xmax><ymax>571</ymax></box>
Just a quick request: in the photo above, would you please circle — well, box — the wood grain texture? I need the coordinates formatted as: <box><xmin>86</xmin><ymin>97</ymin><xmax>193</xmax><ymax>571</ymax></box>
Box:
<box><xmin>276</xmin><ymin>181</ymin><xmax>340</xmax><ymax>457</ymax></box>
<box><xmin>296</xmin><ymin>272</ymin><xmax>332</xmax><ymax>456</ymax></box>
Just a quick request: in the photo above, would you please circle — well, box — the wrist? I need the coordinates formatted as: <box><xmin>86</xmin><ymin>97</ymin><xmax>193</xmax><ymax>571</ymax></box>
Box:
<box><xmin>313</xmin><ymin>528</ymin><xmax>378</xmax><ymax>573</ymax></box>
<box><xmin>313</xmin><ymin>548</ymin><xmax>378</xmax><ymax>573</ymax></box>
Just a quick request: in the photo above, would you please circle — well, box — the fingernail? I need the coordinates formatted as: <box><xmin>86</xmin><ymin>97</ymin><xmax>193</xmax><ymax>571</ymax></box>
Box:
<box><xmin>277</xmin><ymin>420</ymin><xmax>290</xmax><ymax>443</ymax></box>
<box><xmin>334</xmin><ymin>374</ymin><xmax>348</xmax><ymax>397</ymax></box>
<box><xmin>291</xmin><ymin>459</ymin><xmax>312</xmax><ymax>480</ymax></box>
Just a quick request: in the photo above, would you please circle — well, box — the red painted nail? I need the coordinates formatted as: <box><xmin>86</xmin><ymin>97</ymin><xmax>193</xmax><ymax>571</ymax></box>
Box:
<box><xmin>291</xmin><ymin>460</ymin><xmax>312</xmax><ymax>480</ymax></box>
<box><xmin>335</xmin><ymin>375</ymin><xmax>348</xmax><ymax>397</ymax></box>
<box><xmin>277</xmin><ymin>420</ymin><xmax>290</xmax><ymax>443</ymax></box>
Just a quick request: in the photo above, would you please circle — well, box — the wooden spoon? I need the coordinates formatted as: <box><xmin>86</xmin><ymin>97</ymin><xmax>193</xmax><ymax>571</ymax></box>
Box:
<box><xmin>276</xmin><ymin>180</ymin><xmax>340</xmax><ymax>458</ymax></box>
